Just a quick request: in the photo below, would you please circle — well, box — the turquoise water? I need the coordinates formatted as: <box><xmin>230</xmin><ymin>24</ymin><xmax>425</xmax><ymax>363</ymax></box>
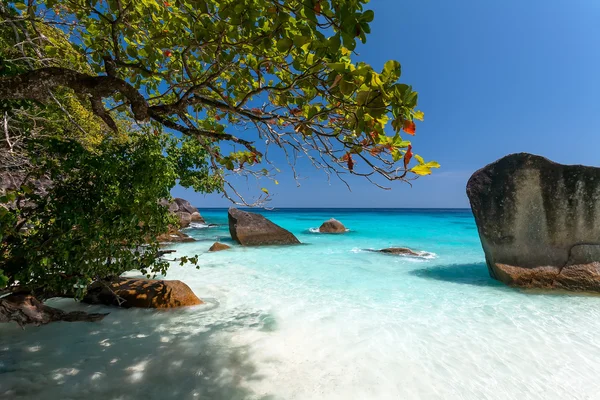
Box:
<box><xmin>2</xmin><ymin>209</ymin><xmax>600</xmax><ymax>399</ymax></box>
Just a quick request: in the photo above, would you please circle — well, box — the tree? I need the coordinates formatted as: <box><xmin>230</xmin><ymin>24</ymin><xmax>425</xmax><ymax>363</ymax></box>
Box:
<box><xmin>1</xmin><ymin>0</ymin><xmax>439</xmax><ymax>205</ymax></box>
<box><xmin>0</xmin><ymin>1</ymin><xmax>440</xmax><ymax>322</ymax></box>
<box><xmin>0</xmin><ymin>10</ymin><xmax>219</xmax><ymax>304</ymax></box>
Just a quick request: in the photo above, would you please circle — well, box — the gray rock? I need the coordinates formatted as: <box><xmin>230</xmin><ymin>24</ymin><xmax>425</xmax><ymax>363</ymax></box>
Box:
<box><xmin>228</xmin><ymin>207</ymin><xmax>300</xmax><ymax>246</ymax></box>
<box><xmin>161</xmin><ymin>198</ymin><xmax>204</xmax><ymax>227</ymax></box>
<box><xmin>318</xmin><ymin>218</ymin><xmax>347</xmax><ymax>233</ymax></box>
<box><xmin>378</xmin><ymin>247</ymin><xmax>422</xmax><ymax>257</ymax></box>
<box><xmin>467</xmin><ymin>153</ymin><xmax>600</xmax><ymax>292</ymax></box>
<box><xmin>176</xmin><ymin>211</ymin><xmax>192</xmax><ymax>228</ymax></box>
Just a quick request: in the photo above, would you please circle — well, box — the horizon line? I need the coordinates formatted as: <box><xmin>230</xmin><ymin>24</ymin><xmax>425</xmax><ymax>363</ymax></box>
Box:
<box><xmin>194</xmin><ymin>206</ymin><xmax>472</xmax><ymax>210</ymax></box>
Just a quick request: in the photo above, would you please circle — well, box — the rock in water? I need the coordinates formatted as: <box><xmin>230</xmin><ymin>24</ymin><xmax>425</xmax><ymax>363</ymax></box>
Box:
<box><xmin>379</xmin><ymin>247</ymin><xmax>422</xmax><ymax>257</ymax></box>
<box><xmin>156</xmin><ymin>227</ymin><xmax>195</xmax><ymax>243</ymax></box>
<box><xmin>228</xmin><ymin>207</ymin><xmax>300</xmax><ymax>246</ymax></box>
<box><xmin>467</xmin><ymin>153</ymin><xmax>600</xmax><ymax>292</ymax></box>
<box><xmin>209</xmin><ymin>242</ymin><xmax>231</xmax><ymax>252</ymax></box>
<box><xmin>83</xmin><ymin>278</ymin><xmax>203</xmax><ymax>308</ymax></box>
<box><xmin>318</xmin><ymin>218</ymin><xmax>347</xmax><ymax>233</ymax></box>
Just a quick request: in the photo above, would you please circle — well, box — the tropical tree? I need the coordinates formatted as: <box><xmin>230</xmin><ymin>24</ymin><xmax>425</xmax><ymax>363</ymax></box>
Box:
<box><xmin>0</xmin><ymin>0</ymin><xmax>439</xmax><ymax>322</ymax></box>
<box><xmin>1</xmin><ymin>0</ymin><xmax>439</xmax><ymax>204</ymax></box>
<box><xmin>0</xmin><ymin>10</ymin><xmax>218</xmax><ymax>303</ymax></box>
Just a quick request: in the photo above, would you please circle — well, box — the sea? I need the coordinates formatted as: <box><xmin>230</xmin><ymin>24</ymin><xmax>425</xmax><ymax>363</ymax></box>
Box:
<box><xmin>1</xmin><ymin>208</ymin><xmax>600</xmax><ymax>399</ymax></box>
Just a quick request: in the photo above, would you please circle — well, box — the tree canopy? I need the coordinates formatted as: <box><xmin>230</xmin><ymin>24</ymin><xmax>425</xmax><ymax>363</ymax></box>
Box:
<box><xmin>1</xmin><ymin>0</ymin><xmax>438</xmax><ymax>203</ymax></box>
<box><xmin>0</xmin><ymin>0</ymin><xmax>439</xmax><ymax>301</ymax></box>
<box><xmin>0</xmin><ymin>10</ymin><xmax>216</xmax><ymax>298</ymax></box>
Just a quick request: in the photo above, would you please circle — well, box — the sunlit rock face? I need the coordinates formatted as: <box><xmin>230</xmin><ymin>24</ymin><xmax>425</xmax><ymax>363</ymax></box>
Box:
<box><xmin>228</xmin><ymin>207</ymin><xmax>300</xmax><ymax>246</ymax></box>
<box><xmin>467</xmin><ymin>153</ymin><xmax>600</xmax><ymax>292</ymax></box>
<box><xmin>84</xmin><ymin>278</ymin><xmax>203</xmax><ymax>308</ymax></box>
<box><xmin>318</xmin><ymin>218</ymin><xmax>347</xmax><ymax>233</ymax></box>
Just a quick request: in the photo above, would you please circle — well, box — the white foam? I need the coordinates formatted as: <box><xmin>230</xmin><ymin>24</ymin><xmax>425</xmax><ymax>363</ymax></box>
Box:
<box><xmin>2</xmin><ymin>241</ymin><xmax>600</xmax><ymax>400</ymax></box>
<box><xmin>188</xmin><ymin>222</ymin><xmax>209</xmax><ymax>229</ymax></box>
<box><xmin>308</xmin><ymin>227</ymin><xmax>351</xmax><ymax>233</ymax></box>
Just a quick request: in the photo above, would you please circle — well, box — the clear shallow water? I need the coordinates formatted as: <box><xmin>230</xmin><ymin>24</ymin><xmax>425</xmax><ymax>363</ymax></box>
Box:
<box><xmin>2</xmin><ymin>208</ymin><xmax>600</xmax><ymax>399</ymax></box>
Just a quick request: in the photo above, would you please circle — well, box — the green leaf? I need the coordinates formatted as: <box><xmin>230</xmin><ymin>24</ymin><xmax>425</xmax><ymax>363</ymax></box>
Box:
<box><xmin>362</xmin><ymin>10</ymin><xmax>375</xmax><ymax>22</ymax></box>
<box><xmin>382</xmin><ymin>60</ymin><xmax>401</xmax><ymax>81</ymax></box>
<box><xmin>276</xmin><ymin>38</ymin><xmax>292</xmax><ymax>52</ymax></box>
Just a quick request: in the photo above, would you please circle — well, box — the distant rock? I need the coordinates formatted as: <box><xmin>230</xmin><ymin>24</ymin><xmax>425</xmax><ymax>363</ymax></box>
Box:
<box><xmin>160</xmin><ymin>198</ymin><xmax>204</xmax><ymax>228</ymax></box>
<box><xmin>467</xmin><ymin>153</ymin><xmax>600</xmax><ymax>292</ymax></box>
<box><xmin>318</xmin><ymin>218</ymin><xmax>347</xmax><ymax>233</ymax></box>
<box><xmin>228</xmin><ymin>207</ymin><xmax>300</xmax><ymax>246</ymax></box>
<box><xmin>209</xmin><ymin>242</ymin><xmax>231</xmax><ymax>252</ymax></box>
<box><xmin>176</xmin><ymin>211</ymin><xmax>193</xmax><ymax>228</ymax></box>
<box><xmin>377</xmin><ymin>247</ymin><xmax>422</xmax><ymax>257</ymax></box>
<box><xmin>156</xmin><ymin>227</ymin><xmax>195</xmax><ymax>243</ymax></box>
<box><xmin>83</xmin><ymin>277</ymin><xmax>203</xmax><ymax>308</ymax></box>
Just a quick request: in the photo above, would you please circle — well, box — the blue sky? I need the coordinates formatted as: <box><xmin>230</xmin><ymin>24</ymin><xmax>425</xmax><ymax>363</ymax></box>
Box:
<box><xmin>173</xmin><ymin>0</ymin><xmax>600</xmax><ymax>208</ymax></box>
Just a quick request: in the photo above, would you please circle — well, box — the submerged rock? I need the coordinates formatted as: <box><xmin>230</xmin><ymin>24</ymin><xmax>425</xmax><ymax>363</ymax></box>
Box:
<box><xmin>377</xmin><ymin>247</ymin><xmax>422</xmax><ymax>257</ymax></box>
<box><xmin>83</xmin><ymin>277</ymin><xmax>203</xmax><ymax>308</ymax></box>
<box><xmin>209</xmin><ymin>242</ymin><xmax>231</xmax><ymax>252</ymax></box>
<box><xmin>228</xmin><ymin>207</ymin><xmax>300</xmax><ymax>246</ymax></box>
<box><xmin>467</xmin><ymin>153</ymin><xmax>600</xmax><ymax>292</ymax></box>
<box><xmin>318</xmin><ymin>218</ymin><xmax>347</xmax><ymax>233</ymax></box>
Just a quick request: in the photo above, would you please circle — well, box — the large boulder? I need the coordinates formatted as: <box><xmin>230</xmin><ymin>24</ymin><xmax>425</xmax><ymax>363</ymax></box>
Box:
<box><xmin>467</xmin><ymin>153</ymin><xmax>600</xmax><ymax>292</ymax></box>
<box><xmin>228</xmin><ymin>207</ymin><xmax>300</xmax><ymax>246</ymax></box>
<box><xmin>83</xmin><ymin>278</ymin><xmax>203</xmax><ymax>308</ymax></box>
<box><xmin>318</xmin><ymin>218</ymin><xmax>347</xmax><ymax>233</ymax></box>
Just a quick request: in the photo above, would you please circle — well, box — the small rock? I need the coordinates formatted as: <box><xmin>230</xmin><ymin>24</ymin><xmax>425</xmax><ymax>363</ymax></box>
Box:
<box><xmin>209</xmin><ymin>242</ymin><xmax>231</xmax><ymax>252</ymax></box>
<box><xmin>157</xmin><ymin>228</ymin><xmax>195</xmax><ymax>243</ymax></box>
<box><xmin>318</xmin><ymin>218</ymin><xmax>347</xmax><ymax>233</ymax></box>
<box><xmin>378</xmin><ymin>247</ymin><xmax>422</xmax><ymax>257</ymax></box>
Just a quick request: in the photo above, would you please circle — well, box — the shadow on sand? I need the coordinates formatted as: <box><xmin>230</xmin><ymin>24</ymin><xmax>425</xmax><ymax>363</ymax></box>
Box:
<box><xmin>410</xmin><ymin>262</ymin><xmax>506</xmax><ymax>288</ymax></box>
<box><xmin>0</xmin><ymin>303</ymin><xmax>275</xmax><ymax>400</ymax></box>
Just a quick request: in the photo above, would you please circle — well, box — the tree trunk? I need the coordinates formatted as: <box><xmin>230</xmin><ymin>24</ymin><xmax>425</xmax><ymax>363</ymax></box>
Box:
<box><xmin>0</xmin><ymin>293</ymin><xmax>108</xmax><ymax>327</ymax></box>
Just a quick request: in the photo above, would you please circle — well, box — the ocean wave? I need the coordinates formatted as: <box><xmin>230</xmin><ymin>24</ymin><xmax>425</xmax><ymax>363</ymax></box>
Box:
<box><xmin>188</xmin><ymin>222</ymin><xmax>222</xmax><ymax>229</ymax></box>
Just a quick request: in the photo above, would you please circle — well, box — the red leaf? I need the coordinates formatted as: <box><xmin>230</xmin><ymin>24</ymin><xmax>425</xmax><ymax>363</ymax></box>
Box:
<box><xmin>163</xmin><ymin>49</ymin><xmax>172</xmax><ymax>57</ymax></box>
<box><xmin>163</xmin><ymin>1</ymin><xmax>170</xmax><ymax>6</ymax></box>
<box><xmin>347</xmin><ymin>154</ymin><xmax>354</xmax><ymax>171</ymax></box>
<box><xmin>403</xmin><ymin>120</ymin><xmax>416</xmax><ymax>135</ymax></box>
<box><xmin>404</xmin><ymin>145</ymin><xmax>413</xmax><ymax>169</ymax></box>
<box><xmin>314</xmin><ymin>1</ymin><xmax>321</xmax><ymax>15</ymax></box>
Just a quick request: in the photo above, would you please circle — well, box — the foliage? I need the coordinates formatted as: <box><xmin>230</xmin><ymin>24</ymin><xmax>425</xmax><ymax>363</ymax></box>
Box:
<box><xmin>0</xmin><ymin>0</ymin><xmax>440</xmax><ymax>296</ymax></box>
<box><xmin>1</xmin><ymin>0</ymin><xmax>439</xmax><ymax>202</ymax></box>
<box><xmin>0</xmin><ymin>11</ymin><xmax>218</xmax><ymax>296</ymax></box>
<box><xmin>1</xmin><ymin>129</ymin><xmax>217</xmax><ymax>298</ymax></box>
